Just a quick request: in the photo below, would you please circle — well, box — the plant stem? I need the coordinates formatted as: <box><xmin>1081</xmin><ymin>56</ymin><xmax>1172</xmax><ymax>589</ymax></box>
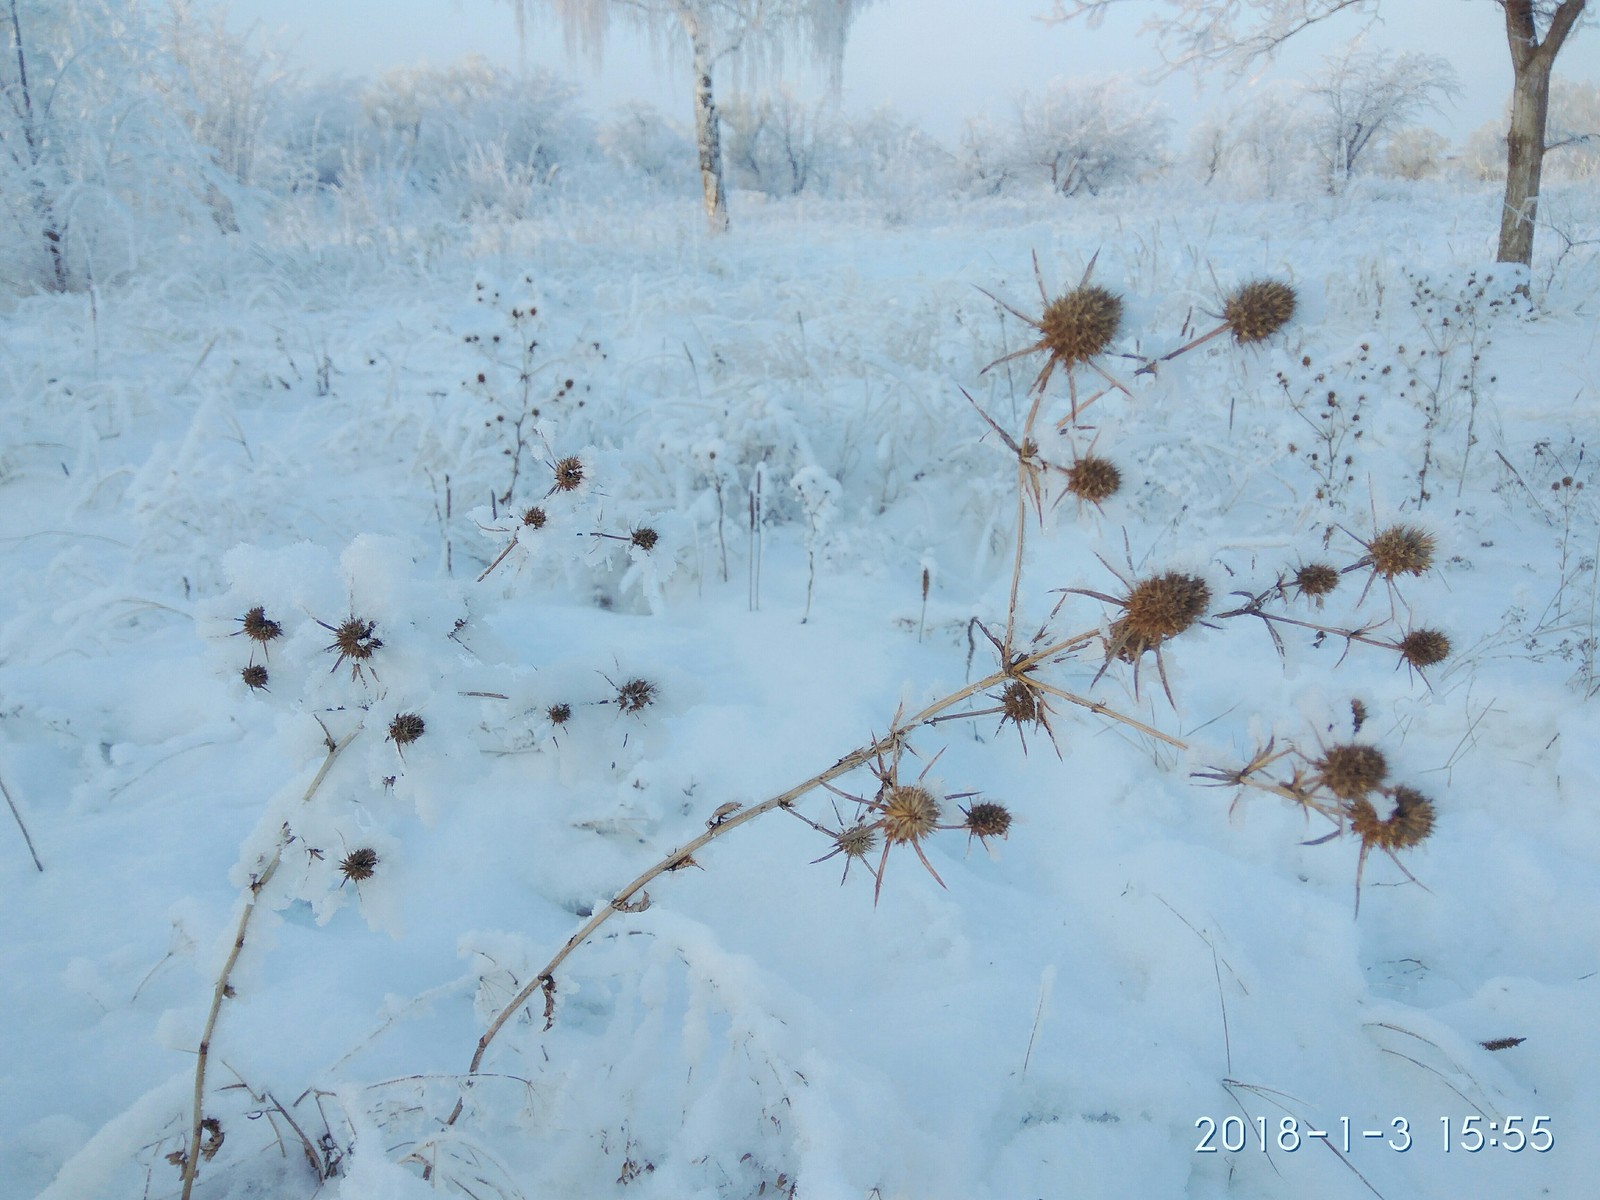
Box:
<box><xmin>0</xmin><ymin>770</ymin><xmax>42</xmax><ymax>872</ymax></box>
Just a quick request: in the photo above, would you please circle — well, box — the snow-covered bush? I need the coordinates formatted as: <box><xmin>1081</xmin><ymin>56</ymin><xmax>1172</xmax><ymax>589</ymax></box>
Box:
<box><xmin>1011</xmin><ymin>76</ymin><xmax>1170</xmax><ymax>195</ymax></box>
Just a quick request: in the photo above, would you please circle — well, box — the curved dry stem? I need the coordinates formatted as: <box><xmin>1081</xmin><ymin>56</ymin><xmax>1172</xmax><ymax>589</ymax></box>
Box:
<box><xmin>179</xmin><ymin>726</ymin><xmax>359</xmax><ymax>1200</ymax></box>
<box><xmin>1</xmin><ymin>769</ymin><xmax>42</xmax><ymax>872</ymax></box>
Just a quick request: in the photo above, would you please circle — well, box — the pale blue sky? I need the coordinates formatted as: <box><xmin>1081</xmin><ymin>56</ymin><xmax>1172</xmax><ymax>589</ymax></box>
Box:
<box><xmin>227</xmin><ymin>0</ymin><xmax>1593</xmax><ymax>141</ymax></box>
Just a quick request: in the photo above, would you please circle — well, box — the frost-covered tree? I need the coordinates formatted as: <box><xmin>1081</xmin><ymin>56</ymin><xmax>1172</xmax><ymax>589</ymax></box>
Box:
<box><xmin>721</xmin><ymin>87</ymin><xmax>833</xmax><ymax>195</ymax></box>
<box><xmin>1305</xmin><ymin>42</ymin><xmax>1457</xmax><ymax>183</ymax></box>
<box><xmin>1187</xmin><ymin>83</ymin><xmax>1317</xmax><ymax>194</ymax></box>
<box><xmin>1013</xmin><ymin>76</ymin><xmax>1170</xmax><ymax>194</ymax></box>
<box><xmin>499</xmin><ymin>0</ymin><xmax>881</xmax><ymax>230</ymax></box>
<box><xmin>1046</xmin><ymin>0</ymin><xmax>1590</xmax><ymax>264</ymax></box>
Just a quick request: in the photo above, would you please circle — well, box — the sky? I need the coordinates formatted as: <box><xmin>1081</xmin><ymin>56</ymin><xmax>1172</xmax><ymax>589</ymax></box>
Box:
<box><xmin>226</xmin><ymin>0</ymin><xmax>1596</xmax><ymax>143</ymax></box>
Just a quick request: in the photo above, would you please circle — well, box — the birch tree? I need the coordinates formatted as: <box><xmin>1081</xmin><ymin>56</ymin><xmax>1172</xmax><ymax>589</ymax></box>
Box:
<box><xmin>1046</xmin><ymin>0</ymin><xmax>1590</xmax><ymax>265</ymax></box>
<box><xmin>503</xmin><ymin>0</ymin><xmax>880</xmax><ymax>231</ymax></box>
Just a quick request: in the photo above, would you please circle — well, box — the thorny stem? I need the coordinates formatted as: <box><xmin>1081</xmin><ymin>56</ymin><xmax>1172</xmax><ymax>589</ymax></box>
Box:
<box><xmin>1217</xmin><ymin>602</ymin><xmax>1393</xmax><ymax>655</ymax></box>
<box><xmin>179</xmin><ymin>727</ymin><xmax>358</xmax><ymax>1200</ymax></box>
<box><xmin>441</xmin><ymin>623</ymin><xmax>1162</xmax><ymax>1134</ymax></box>
<box><xmin>1</xmin><ymin>770</ymin><xmax>43</xmax><ymax>872</ymax></box>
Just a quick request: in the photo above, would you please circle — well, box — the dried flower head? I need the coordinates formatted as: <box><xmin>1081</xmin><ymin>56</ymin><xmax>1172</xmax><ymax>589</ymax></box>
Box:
<box><xmin>1396</xmin><ymin>628</ymin><xmax>1451</xmax><ymax>669</ymax></box>
<box><xmin>388</xmin><ymin>712</ymin><xmax>426</xmax><ymax>746</ymax></box>
<box><xmin>1040</xmin><ymin>285</ymin><xmax>1123</xmax><ymax>367</ymax></box>
<box><xmin>1065</xmin><ymin>455</ymin><xmax>1121</xmax><ymax>506</ymax></box>
<box><xmin>1293</xmin><ymin>563</ymin><xmax>1340</xmax><ymax>602</ymax></box>
<box><xmin>1317</xmin><ymin>743</ymin><xmax>1388</xmax><ymax>801</ymax></box>
<box><xmin>550</xmin><ymin>456</ymin><xmax>585</xmax><ymax>494</ymax></box>
<box><xmin>546</xmin><ymin>702</ymin><xmax>572</xmax><ymax>726</ymax></box>
<box><xmin>614</xmin><ymin>677</ymin><xmax>657</xmax><ymax>714</ymax></box>
<box><xmin>1111</xmin><ymin>572</ymin><xmax>1211</xmax><ymax>660</ymax></box>
<box><xmin>339</xmin><ymin>847</ymin><xmax>379</xmax><ymax>882</ymax></box>
<box><xmin>324</xmin><ymin>617</ymin><xmax>382</xmax><ymax>677</ymax></box>
<box><xmin>1346</xmin><ymin>786</ymin><xmax>1434</xmax><ymax>915</ymax></box>
<box><xmin>1001</xmin><ymin>679</ymin><xmax>1040</xmax><ymax>726</ymax></box>
<box><xmin>240</xmin><ymin>664</ymin><xmax>269</xmax><ymax>691</ymax></box>
<box><xmin>962</xmin><ymin>800</ymin><xmax>1013</xmax><ymax>846</ymax></box>
<box><xmin>1366</xmin><ymin>524</ymin><xmax>1436</xmax><ymax>580</ymax></box>
<box><xmin>881</xmin><ymin>784</ymin><xmax>942</xmax><ymax>844</ymax></box>
<box><xmin>521</xmin><ymin>506</ymin><xmax>548</xmax><ymax>529</ymax></box>
<box><xmin>1224</xmin><ymin>280</ymin><xmax>1297</xmax><ymax>344</ymax></box>
<box><xmin>630</xmin><ymin>527</ymin><xmax>660</xmax><ymax>552</ymax></box>
<box><xmin>238</xmin><ymin>606</ymin><xmax>283</xmax><ymax>645</ymax></box>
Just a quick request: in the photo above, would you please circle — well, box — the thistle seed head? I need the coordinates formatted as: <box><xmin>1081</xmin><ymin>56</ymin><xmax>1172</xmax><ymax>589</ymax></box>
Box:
<box><xmin>388</xmin><ymin>712</ymin><xmax>426</xmax><ymax>746</ymax></box>
<box><xmin>1001</xmin><ymin>680</ymin><xmax>1040</xmax><ymax>725</ymax></box>
<box><xmin>1317</xmin><ymin>743</ymin><xmax>1388</xmax><ymax>801</ymax></box>
<box><xmin>240</xmin><ymin>664</ymin><xmax>269</xmax><ymax>691</ymax></box>
<box><xmin>1367</xmin><ymin>524</ymin><xmax>1436</xmax><ymax>579</ymax></box>
<box><xmin>551</xmin><ymin>456</ymin><xmax>585</xmax><ymax>493</ymax></box>
<box><xmin>339</xmin><ymin>847</ymin><xmax>379</xmax><ymax>882</ymax></box>
<box><xmin>615</xmin><ymin>677</ymin><xmax>657</xmax><ymax>714</ymax></box>
<box><xmin>1224</xmin><ymin>280</ymin><xmax>1297</xmax><ymax>344</ymax></box>
<box><xmin>546</xmin><ymin>702</ymin><xmax>572</xmax><ymax>726</ymax></box>
<box><xmin>836</xmin><ymin>822</ymin><xmax>878</xmax><ymax>860</ymax></box>
<box><xmin>1293</xmin><ymin>563</ymin><xmax>1340</xmax><ymax>601</ymax></box>
<box><xmin>326</xmin><ymin>617</ymin><xmax>381</xmax><ymax>672</ymax></box>
<box><xmin>1040</xmin><ymin>285</ymin><xmax>1123</xmax><ymax>365</ymax></box>
<box><xmin>1065</xmin><ymin>455</ymin><xmax>1121</xmax><ymax>506</ymax></box>
<box><xmin>1113</xmin><ymin>571</ymin><xmax>1210</xmax><ymax>657</ymax></box>
<box><xmin>1397</xmin><ymin>628</ymin><xmax>1451</xmax><ymax>669</ymax></box>
<box><xmin>1349</xmin><ymin>786</ymin><xmax>1436</xmax><ymax>851</ymax></box>
<box><xmin>962</xmin><ymin>801</ymin><xmax>1013</xmax><ymax>843</ymax></box>
<box><xmin>630</xmin><ymin>527</ymin><xmax>659</xmax><ymax>552</ymax></box>
<box><xmin>881</xmin><ymin>784</ymin><xmax>941</xmax><ymax>844</ymax></box>
<box><xmin>522</xmin><ymin>506</ymin><xmax>548</xmax><ymax>529</ymax></box>
<box><xmin>239</xmin><ymin>606</ymin><xmax>283</xmax><ymax>644</ymax></box>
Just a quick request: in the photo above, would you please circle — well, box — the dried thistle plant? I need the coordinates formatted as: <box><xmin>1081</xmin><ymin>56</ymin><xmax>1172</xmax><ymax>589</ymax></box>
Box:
<box><xmin>320</xmin><ymin>616</ymin><xmax>382</xmax><ymax>680</ymax></box>
<box><xmin>1348</xmin><ymin>785</ymin><xmax>1436</xmax><ymax>914</ymax></box>
<box><xmin>1223</xmin><ymin>280</ymin><xmax>1298</xmax><ymax>345</ymax></box>
<box><xmin>235</xmin><ymin>606</ymin><xmax>283</xmax><ymax>647</ymax></box>
<box><xmin>1069</xmin><ymin>566</ymin><xmax>1211</xmax><ymax>703</ymax></box>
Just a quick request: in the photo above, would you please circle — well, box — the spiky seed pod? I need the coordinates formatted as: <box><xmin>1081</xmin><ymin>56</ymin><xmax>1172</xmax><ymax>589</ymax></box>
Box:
<box><xmin>388</xmin><ymin>712</ymin><xmax>425</xmax><ymax>746</ymax></box>
<box><xmin>630</xmin><ymin>527</ymin><xmax>659</xmax><ymax>552</ymax></box>
<box><xmin>962</xmin><ymin>801</ymin><xmax>1013</xmax><ymax>843</ymax></box>
<box><xmin>1112</xmin><ymin>572</ymin><xmax>1211</xmax><ymax>658</ymax></box>
<box><xmin>1317</xmin><ymin>743</ymin><xmax>1388</xmax><ymax>801</ymax></box>
<box><xmin>551</xmin><ymin>456</ymin><xmax>585</xmax><ymax>493</ymax></box>
<box><xmin>1001</xmin><ymin>680</ymin><xmax>1040</xmax><ymax>725</ymax></box>
<box><xmin>1397</xmin><ymin>628</ymin><xmax>1451</xmax><ymax>669</ymax></box>
<box><xmin>1293</xmin><ymin>563</ymin><xmax>1340</xmax><ymax>601</ymax></box>
<box><xmin>615</xmin><ymin>677</ymin><xmax>656</xmax><ymax>713</ymax></box>
<box><xmin>1040</xmin><ymin>285</ymin><xmax>1123</xmax><ymax>365</ymax></box>
<box><xmin>1367</xmin><ymin>524</ymin><xmax>1436</xmax><ymax>579</ymax></box>
<box><xmin>326</xmin><ymin>617</ymin><xmax>382</xmax><ymax>673</ymax></box>
<box><xmin>1351</xmin><ymin>698</ymin><xmax>1368</xmax><ymax>734</ymax></box>
<box><xmin>239</xmin><ymin>606</ymin><xmax>282</xmax><ymax>644</ymax></box>
<box><xmin>240</xmin><ymin>664</ymin><xmax>269</xmax><ymax>691</ymax></box>
<box><xmin>881</xmin><ymin>784</ymin><xmax>941</xmax><ymax>844</ymax></box>
<box><xmin>836</xmin><ymin>822</ymin><xmax>878</xmax><ymax>860</ymax></box>
<box><xmin>1224</xmin><ymin>280</ymin><xmax>1297</xmax><ymax>344</ymax></box>
<box><xmin>339</xmin><ymin>847</ymin><xmax>379</xmax><ymax>881</ymax></box>
<box><xmin>1349</xmin><ymin>786</ymin><xmax>1436</xmax><ymax>851</ymax></box>
<box><xmin>522</xmin><ymin>506</ymin><xmax>548</xmax><ymax>529</ymax></box>
<box><xmin>547</xmin><ymin>702</ymin><xmax>572</xmax><ymax>726</ymax></box>
<box><xmin>1065</xmin><ymin>455</ymin><xmax>1121</xmax><ymax>505</ymax></box>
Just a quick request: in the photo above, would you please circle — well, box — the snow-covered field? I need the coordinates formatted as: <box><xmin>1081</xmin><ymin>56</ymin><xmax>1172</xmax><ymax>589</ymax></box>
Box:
<box><xmin>4</xmin><ymin>180</ymin><xmax>1599</xmax><ymax>1200</ymax></box>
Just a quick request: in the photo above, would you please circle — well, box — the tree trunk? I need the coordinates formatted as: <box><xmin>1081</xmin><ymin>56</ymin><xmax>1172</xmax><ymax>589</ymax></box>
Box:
<box><xmin>689</xmin><ymin>31</ymin><xmax>730</xmax><ymax>234</ymax></box>
<box><xmin>8</xmin><ymin>0</ymin><xmax>68</xmax><ymax>290</ymax></box>
<box><xmin>1497</xmin><ymin>0</ymin><xmax>1587</xmax><ymax>266</ymax></box>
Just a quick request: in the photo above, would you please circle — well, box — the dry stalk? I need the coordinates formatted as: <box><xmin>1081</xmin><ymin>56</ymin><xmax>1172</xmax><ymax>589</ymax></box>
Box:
<box><xmin>1</xmin><ymin>768</ymin><xmax>43</xmax><ymax>872</ymax></box>
<box><xmin>179</xmin><ymin>725</ymin><xmax>359</xmax><ymax>1200</ymax></box>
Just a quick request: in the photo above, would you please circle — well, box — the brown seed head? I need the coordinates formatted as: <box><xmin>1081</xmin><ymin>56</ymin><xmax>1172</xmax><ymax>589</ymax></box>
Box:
<box><xmin>239</xmin><ymin>606</ymin><xmax>283</xmax><ymax>644</ymax></box>
<box><xmin>1065</xmin><ymin>455</ymin><xmax>1121</xmax><ymax>505</ymax></box>
<box><xmin>522</xmin><ymin>506</ymin><xmax>548</xmax><ymax>529</ymax></box>
<box><xmin>1293</xmin><ymin>563</ymin><xmax>1340</xmax><ymax>601</ymax></box>
<box><xmin>630</xmin><ymin>527</ymin><xmax>659</xmax><ymax>552</ymax></box>
<box><xmin>881</xmin><ymin>784</ymin><xmax>941</xmax><ymax>844</ymax></box>
<box><xmin>1224</xmin><ymin>280</ymin><xmax>1297</xmax><ymax>344</ymax></box>
<box><xmin>326</xmin><ymin>617</ymin><xmax>381</xmax><ymax>668</ymax></box>
<box><xmin>388</xmin><ymin>712</ymin><xmax>426</xmax><ymax>746</ymax></box>
<box><xmin>1349</xmin><ymin>786</ymin><xmax>1436</xmax><ymax>851</ymax></box>
<box><xmin>615</xmin><ymin>677</ymin><xmax>656</xmax><ymax>713</ymax></box>
<box><xmin>1001</xmin><ymin>680</ymin><xmax>1040</xmax><ymax>725</ymax></box>
<box><xmin>1367</xmin><ymin>524</ymin><xmax>1436</xmax><ymax>579</ymax></box>
<box><xmin>835</xmin><ymin>822</ymin><xmax>878</xmax><ymax>860</ymax></box>
<box><xmin>340</xmin><ymin>847</ymin><xmax>379</xmax><ymax>881</ymax></box>
<box><xmin>1317</xmin><ymin>743</ymin><xmax>1388</xmax><ymax>801</ymax></box>
<box><xmin>1113</xmin><ymin>572</ymin><xmax>1210</xmax><ymax>658</ymax></box>
<box><xmin>1397</xmin><ymin>628</ymin><xmax>1451</xmax><ymax>669</ymax></box>
<box><xmin>547</xmin><ymin>702</ymin><xmax>572</xmax><ymax>726</ymax></box>
<box><xmin>551</xmin><ymin>456</ymin><xmax>585</xmax><ymax>493</ymax></box>
<box><xmin>1040</xmin><ymin>285</ymin><xmax>1123</xmax><ymax>365</ymax></box>
<box><xmin>240</xmin><ymin>664</ymin><xmax>269</xmax><ymax>691</ymax></box>
<box><xmin>962</xmin><ymin>801</ymin><xmax>1013</xmax><ymax>842</ymax></box>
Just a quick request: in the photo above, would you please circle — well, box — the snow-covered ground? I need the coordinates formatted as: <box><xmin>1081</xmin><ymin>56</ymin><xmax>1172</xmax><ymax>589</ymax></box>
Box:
<box><xmin>4</xmin><ymin>179</ymin><xmax>1599</xmax><ymax>1200</ymax></box>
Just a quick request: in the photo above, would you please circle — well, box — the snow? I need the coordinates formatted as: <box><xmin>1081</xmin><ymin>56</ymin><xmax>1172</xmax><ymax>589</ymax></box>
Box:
<box><xmin>3</xmin><ymin>176</ymin><xmax>1599</xmax><ymax>1200</ymax></box>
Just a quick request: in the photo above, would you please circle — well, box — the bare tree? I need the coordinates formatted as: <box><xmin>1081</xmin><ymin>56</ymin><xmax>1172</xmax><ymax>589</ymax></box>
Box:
<box><xmin>1014</xmin><ymin>76</ymin><xmax>1170</xmax><ymax>194</ymax></box>
<box><xmin>1046</xmin><ymin>0</ymin><xmax>1590</xmax><ymax>265</ymax></box>
<box><xmin>1306</xmin><ymin>42</ymin><xmax>1457</xmax><ymax>183</ymax></box>
<box><xmin>501</xmin><ymin>0</ymin><xmax>879</xmax><ymax>231</ymax></box>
